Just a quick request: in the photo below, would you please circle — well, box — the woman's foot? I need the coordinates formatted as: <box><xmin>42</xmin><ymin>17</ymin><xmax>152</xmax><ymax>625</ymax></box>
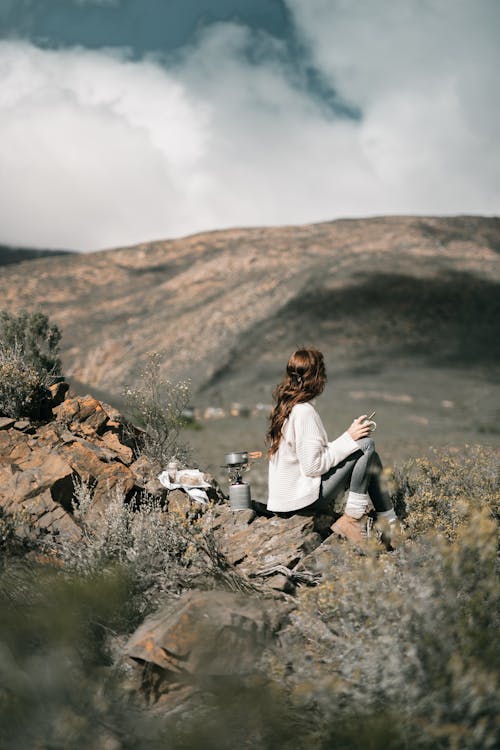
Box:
<box><xmin>374</xmin><ymin>517</ymin><xmax>406</xmax><ymax>551</ymax></box>
<box><xmin>331</xmin><ymin>513</ymin><xmax>372</xmax><ymax>547</ymax></box>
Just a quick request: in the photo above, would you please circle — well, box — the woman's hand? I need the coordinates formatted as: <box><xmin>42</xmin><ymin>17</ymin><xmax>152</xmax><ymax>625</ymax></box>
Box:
<box><xmin>347</xmin><ymin>415</ymin><xmax>373</xmax><ymax>441</ymax></box>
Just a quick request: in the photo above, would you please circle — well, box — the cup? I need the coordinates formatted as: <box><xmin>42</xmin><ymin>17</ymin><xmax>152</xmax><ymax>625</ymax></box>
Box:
<box><xmin>363</xmin><ymin>417</ymin><xmax>377</xmax><ymax>432</ymax></box>
<box><xmin>167</xmin><ymin>458</ymin><xmax>180</xmax><ymax>482</ymax></box>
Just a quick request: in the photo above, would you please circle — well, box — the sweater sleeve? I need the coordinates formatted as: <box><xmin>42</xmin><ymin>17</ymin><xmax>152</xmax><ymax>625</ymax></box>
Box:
<box><xmin>293</xmin><ymin>405</ymin><xmax>358</xmax><ymax>477</ymax></box>
<box><xmin>327</xmin><ymin>431</ymin><xmax>360</xmax><ymax>468</ymax></box>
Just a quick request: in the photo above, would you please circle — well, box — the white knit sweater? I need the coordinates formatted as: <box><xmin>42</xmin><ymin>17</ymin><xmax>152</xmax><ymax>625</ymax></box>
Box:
<box><xmin>267</xmin><ymin>400</ymin><xmax>359</xmax><ymax>513</ymax></box>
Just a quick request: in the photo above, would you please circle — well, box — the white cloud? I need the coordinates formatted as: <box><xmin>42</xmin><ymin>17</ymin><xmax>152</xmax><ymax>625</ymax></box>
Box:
<box><xmin>0</xmin><ymin>42</ymin><xmax>209</xmax><ymax>249</ymax></box>
<box><xmin>284</xmin><ymin>0</ymin><xmax>500</xmax><ymax>207</ymax></box>
<box><xmin>0</xmin><ymin>2</ymin><xmax>499</xmax><ymax>250</ymax></box>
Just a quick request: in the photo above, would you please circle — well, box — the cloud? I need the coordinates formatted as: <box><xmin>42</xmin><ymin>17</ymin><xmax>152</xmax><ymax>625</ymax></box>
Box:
<box><xmin>284</xmin><ymin>0</ymin><xmax>500</xmax><ymax>202</ymax></box>
<box><xmin>0</xmin><ymin>42</ymin><xmax>209</xmax><ymax>249</ymax></box>
<box><xmin>0</xmin><ymin>2</ymin><xmax>499</xmax><ymax>250</ymax></box>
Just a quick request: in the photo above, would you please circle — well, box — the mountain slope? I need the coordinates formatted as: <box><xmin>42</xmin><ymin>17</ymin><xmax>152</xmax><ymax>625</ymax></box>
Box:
<box><xmin>0</xmin><ymin>215</ymin><xmax>499</xmax><ymax>402</ymax></box>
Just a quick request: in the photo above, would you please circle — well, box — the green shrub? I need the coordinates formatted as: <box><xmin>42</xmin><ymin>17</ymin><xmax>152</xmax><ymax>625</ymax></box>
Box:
<box><xmin>0</xmin><ymin>557</ymin><xmax>140</xmax><ymax>750</ymax></box>
<box><xmin>0</xmin><ymin>346</ymin><xmax>53</xmax><ymax>419</ymax></box>
<box><xmin>0</xmin><ymin>309</ymin><xmax>62</xmax><ymax>419</ymax></box>
<box><xmin>0</xmin><ymin>309</ymin><xmax>61</xmax><ymax>375</ymax></box>
<box><xmin>392</xmin><ymin>445</ymin><xmax>499</xmax><ymax>540</ymax></box>
<box><xmin>124</xmin><ymin>352</ymin><xmax>191</xmax><ymax>467</ymax></box>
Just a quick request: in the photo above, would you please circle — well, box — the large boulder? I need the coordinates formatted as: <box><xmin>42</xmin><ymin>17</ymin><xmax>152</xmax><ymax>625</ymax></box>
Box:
<box><xmin>124</xmin><ymin>588</ymin><xmax>291</xmax><ymax>705</ymax></box>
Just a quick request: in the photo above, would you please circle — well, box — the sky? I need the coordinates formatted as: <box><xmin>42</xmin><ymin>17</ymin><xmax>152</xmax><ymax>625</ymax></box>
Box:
<box><xmin>0</xmin><ymin>0</ymin><xmax>499</xmax><ymax>251</ymax></box>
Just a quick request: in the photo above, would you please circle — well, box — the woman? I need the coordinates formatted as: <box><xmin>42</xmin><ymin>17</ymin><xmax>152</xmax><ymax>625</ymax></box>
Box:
<box><xmin>266</xmin><ymin>347</ymin><xmax>398</xmax><ymax>545</ymax></box>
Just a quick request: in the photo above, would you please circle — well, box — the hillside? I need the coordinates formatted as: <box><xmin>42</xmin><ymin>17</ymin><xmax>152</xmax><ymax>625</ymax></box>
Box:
<box><xmin>1</xmin><ymin>215</ymin><xmax>499</xmax><ymax>402</ymax></box>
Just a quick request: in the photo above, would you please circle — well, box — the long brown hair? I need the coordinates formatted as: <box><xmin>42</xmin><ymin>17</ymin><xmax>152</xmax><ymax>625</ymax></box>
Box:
<box><xmin>266</xmin><ymin>348</ymin><xmax>327</xmax><ymax>458</ymax></box>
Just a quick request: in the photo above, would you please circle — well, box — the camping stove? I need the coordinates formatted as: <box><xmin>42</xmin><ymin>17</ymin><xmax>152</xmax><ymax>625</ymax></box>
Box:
<box><xmin>223</xmin><ymin>451</ymin><xmax>262</xmax><ymax>510</ymax></box>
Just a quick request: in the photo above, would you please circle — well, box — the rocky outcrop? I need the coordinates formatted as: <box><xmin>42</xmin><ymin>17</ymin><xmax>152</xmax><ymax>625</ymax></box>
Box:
<box><xmin>0</xmin><ymin>389</ymin><xmax>141</xmax><ymax>541</ymax></box>
<box><xmin>0</xmin><ymin>386</ymin><xmax>344</xmax><ymax>593</ymax></box>
<box><xmin>0</xmin><ymin>386</ymin><xmax>362</xmax><ymax>718</ymax></box>
<box><xmin>120</xmin><ymin>510</ymin><xmax>343</xmax><ymax>710</ymax></box>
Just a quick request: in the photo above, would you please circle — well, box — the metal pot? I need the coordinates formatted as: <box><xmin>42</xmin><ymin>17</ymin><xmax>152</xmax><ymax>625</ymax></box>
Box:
<box><xmin>224</xmin><ymin>450</ymin><xmax>249</xmax><ymax>467</ymax></box>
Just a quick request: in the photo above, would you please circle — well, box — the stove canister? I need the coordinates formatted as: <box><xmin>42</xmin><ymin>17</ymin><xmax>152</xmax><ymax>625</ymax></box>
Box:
<box><xmin>229</xmin><ymin>482</ymin><xmax>252</xmax><ymax>510</ymax></box>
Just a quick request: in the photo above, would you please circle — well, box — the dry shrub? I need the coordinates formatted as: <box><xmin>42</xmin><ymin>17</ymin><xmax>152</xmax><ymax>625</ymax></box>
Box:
<box><xmin>58</xmin><ymin>479</ymin><xmax>191</xmax><ymax>618</ymax></box>
<box><xmin>0</xmin><ymin>507</ymin><xmax>19</xmax><ymax>553</ymax></box>
<box><xmin>392</xmin><ymin>445</ymin><xmax>499</xmax><ymax>541</ymax></box>
<box><xmin>123</xmin><ymin>352</ymin><xmax>191</xmax><ymax>468</ymax></box>
<box><xmin>57</xmin><ymin>478</ymin><xmax>251</xmax><ymax>619</ymax></box>
<box><xmin>288</xmin><ymin>508</ymin><xmax>499</xmax><ymax>749</ymax></box>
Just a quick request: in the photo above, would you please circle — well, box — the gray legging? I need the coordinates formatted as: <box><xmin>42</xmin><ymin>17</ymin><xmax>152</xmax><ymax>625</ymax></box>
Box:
<box><xmin>312</xmin><ymin>437</ymin><xmax>393</xmax><ymax>513</ymax></box>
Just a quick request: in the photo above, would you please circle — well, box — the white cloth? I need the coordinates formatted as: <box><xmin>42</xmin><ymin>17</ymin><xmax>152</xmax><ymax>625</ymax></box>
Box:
<box><xmin>158</xmin><ymin>469</ymin><xmax>211</xmax><ymax>503</ymax></box>
<box><xmin>267</xmin><ymin>400</ymin><xmax>358</xmax><ymax>513</ymax></box>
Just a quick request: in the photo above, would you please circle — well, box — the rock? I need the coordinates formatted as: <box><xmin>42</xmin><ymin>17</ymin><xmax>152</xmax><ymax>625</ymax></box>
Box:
<box><xmin>30</xmin><ymin>489</ymin><xmax>82</xmax><ymax>540</ymax></box>
<box><xmin>34</xmin><ymin>423</ymin><xmax>66</xmax><ymax>449</ymax></box>
<box><xmin>0</xmin><ymin>440</ymin><xmax>82</xmax><ymax>540</ymax></box>
<box><xmin>215</xmin><ymin>506</ymin><xmax>257</xmax><ymax>528</ymax></box>
<box><xmin>49</xmin><ymin>381</ymin><xmax>69</xmax><ymax>408</ymax></box>
<box><xmin>0</xmin><ymin>427</ymin><xmax>25</xmax><ymax>459</ymax></box>
<box><xmin>267</xmin><ymin>573</ymin><xmax>296</xmax><ymax>595</ymax></box>
<box><xmin>100</xmin><ymin>402</ymin><xmax>123</xmax><ymax>425</ymax></box>
<box><xmin>124</xmin><ymin>589</ymin><xmax>291</xmax><ymax>704</ymax></box>
<box><xmin>101</xmin><ymin>431</ymin><xmax>133</xmax><ymax>465</ymax></box>
<box><xmin>61</xmin><ymin>441</ymin><xmax>136</xmax><ymax>516</ymax></box>
<box><xmin>92</xmin><ymin>463</ymin><xmax>136</xmax><ymax>508</ymax></box>
<box><xmin>0</xmin><ymin>394</ymin><xmax>152</xmax><ymax>543</ymax></box>
<box><xmin>128</xmin><ymin>455</ymin><xmax>167</xmax><ymax>497</ymax></box>
<box><xmin>53</xmin><ymin>395</ymin><xmax>109</xmax><ymax>434</ymax></box>
<box><xmin>13</xmin><ymin>420</ymin><xmax>34</xmax><ymax>433</ymax></box>
<box><xmin>294</xmin><ymin>532</ymin><xmax>346</xmax><ymax>576</ymax></box>
<box><xmin>167</xmin><ymin>488</ymin><xmax>210</xmax><ymax>520</ymax></box>
<box><xmin>129</xmin><ymin>455</ymin><xmax>156</xmax><ymax>487</ymax></box>
<box><xmin>61</xmin><ymin>441</ymin><xmax>107</xmax><ymax>483</ymax></box>
<box><xmin>52</xmin><ymin>396</ymin><xmax>81</xmax><ymax>424</ymax></box>
<box><xmin>212</xmin><ymin>511</ymin><xmax>322</xmax><ymax>576</ymax></box>
<box><xmin>205</xmin><ymin>506</ymin><xmax>256</xmax><ymax>543</ymax></box>
<box><xmin>310</xmin><ymin>511</ymin><xmax>338</xmax><ymax>539</ymax></box>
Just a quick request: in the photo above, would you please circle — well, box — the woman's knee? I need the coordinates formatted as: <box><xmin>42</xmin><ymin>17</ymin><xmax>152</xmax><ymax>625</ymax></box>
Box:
<box><xmin>356</xmin><ymin>436</ymin><xmax>375</xmax><ymax>454</ymax></box>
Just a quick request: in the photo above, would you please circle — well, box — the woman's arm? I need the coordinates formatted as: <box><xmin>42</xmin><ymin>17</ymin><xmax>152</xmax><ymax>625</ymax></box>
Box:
<box><xmin>293</xmin><ymin>405</ymin><xmax>358</xmax><ymax>477</ymax></box>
